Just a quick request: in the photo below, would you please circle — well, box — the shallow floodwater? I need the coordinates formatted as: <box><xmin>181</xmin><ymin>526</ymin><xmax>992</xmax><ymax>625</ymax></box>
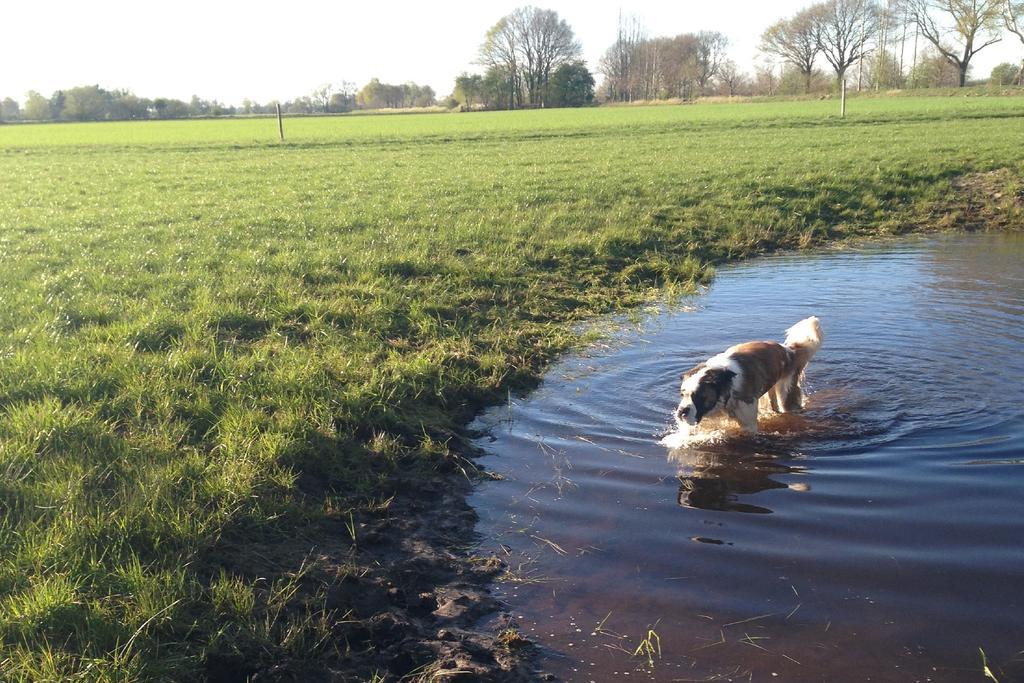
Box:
<box><xmin>469</xmin><ymin>234</ymin><xmax>1024</xmax><ymax>682</ymax></box>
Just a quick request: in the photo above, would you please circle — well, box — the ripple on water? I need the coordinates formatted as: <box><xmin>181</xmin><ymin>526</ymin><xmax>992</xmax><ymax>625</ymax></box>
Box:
<box><xmin>470</xmin><ymin>234</ymin><xmax>1024</xmax><ymax>682</ymax></box>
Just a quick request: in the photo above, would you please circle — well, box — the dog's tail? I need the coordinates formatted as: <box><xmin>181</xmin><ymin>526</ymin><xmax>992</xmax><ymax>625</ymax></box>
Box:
<box><xmin>782</xmin><ymin>317</ymin><xmax>823</xmax><ymax>356</ymax></box>
<box><xmin>776</xmin><ymin>316</ymin><xmax>823</xmax><ymax>412</ymax></box>
<box><xmin>784</xmin><ymin>316</ymin><xmax>823</xmax><ymax>367</ymax></box>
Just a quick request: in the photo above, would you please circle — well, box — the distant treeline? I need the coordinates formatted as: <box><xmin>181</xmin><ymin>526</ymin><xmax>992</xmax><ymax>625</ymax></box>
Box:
<box><xmin>0</xmin><ymin>80</ymin><xmax>440</xmax><ymax>123</ymax></box>
<box><xmin>598</xmin><ymin>0</ymin><xmax>1024</xmax><ymax>101</ymax></box>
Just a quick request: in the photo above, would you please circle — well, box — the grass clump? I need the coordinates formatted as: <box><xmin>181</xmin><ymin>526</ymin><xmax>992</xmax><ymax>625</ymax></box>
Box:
<box><xmin>0</xmin><ymin>97</ymin><xmax>1022</xmax><ymax>678</ymax></box>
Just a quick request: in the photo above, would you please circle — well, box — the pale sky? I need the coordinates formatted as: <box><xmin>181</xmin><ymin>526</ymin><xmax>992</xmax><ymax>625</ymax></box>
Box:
<box><xmin>4</xmin><ymin>0</ymin><xmax>1022</xmax><ymax>105</ymax></box>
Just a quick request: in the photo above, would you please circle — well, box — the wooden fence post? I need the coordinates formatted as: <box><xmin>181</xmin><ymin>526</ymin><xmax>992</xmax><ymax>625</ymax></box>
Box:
<box><xmin>276</xmin><ymin>103</ymin><xmax>284</xmax><ymax>141</ymax></box>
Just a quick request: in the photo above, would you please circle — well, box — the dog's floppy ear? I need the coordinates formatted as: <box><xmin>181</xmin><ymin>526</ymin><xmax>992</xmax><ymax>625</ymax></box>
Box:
<box><xmin>701</xmin><ymin>368</ymin><xmax>736</xmax><ymax>404</ymax></box>
<box><xmin>705</xmin><ymin>368</ymin><xmax>736</xmax><ymax>391</ymax></box>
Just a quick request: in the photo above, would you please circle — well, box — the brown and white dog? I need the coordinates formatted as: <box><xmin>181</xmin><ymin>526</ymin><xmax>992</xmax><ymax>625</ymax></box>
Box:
<box><xmin>675</xmin><ymin>317</ymin><xmax>823</xmax><ymax>434</ymax></box>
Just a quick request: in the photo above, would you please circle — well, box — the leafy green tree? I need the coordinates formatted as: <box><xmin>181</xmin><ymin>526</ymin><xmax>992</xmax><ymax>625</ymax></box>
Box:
<box><xmin>358</xmin><ymin>79</ymin><xmax>406</xmax><ymax>108</ymax></box>
<box><xmin>328</xmin><ymin>92</ymin><xmax>352</xmax><ymax>112</ymax></box>
<box><xmin>454</xmin><ymin>73</ymin><xmax>484</xmax><ymax>107</ymax></box>
<box><xmin>285</xmin><ymin>96</ymin><xmax>315</xmax><ymax>114</ymax></box>
<box><xmin>152</xmin><ymin>98</ymin><xmax>190</xmax><ymax>118</ymax></box>
<box><xmin>61</xmin><ymin>85</ymin><xmax>108</xmax><ymax>121</ymax></box>
<box><xmin>411</xmin><ymin>84</ymin><xmax>435</xmax><ymax>107</ymax></box>
<box><xmin>867</xmin><ymin>49</ymin><xmax>905</xmax><ymax>89</ymax></box>
<box><xmin>989</xmin><ymin>62</ymin><xmax>1020</xmax><ymax>85</ymax></box>
<box><xmin>357</xmin><ymin>79</ymin><xmax>432</xmax><ymax>109</ymax></box>
<box><xmin>357</xmin><ymin>78</ymin><xmax>384</xmax><ymax>108</ymax></box>
<box><xmin>107</xmin><ymin>90</ymin><xmax>150</xmax><ymax>120</ymax></box>
<box><xmin>328</xmin><ymin>82</ymin><xmax>356</xmax><ymax>112</ymax></box>
<box><xmin>546</xmin><ymin>60</ymin><xmax>595</xmax><ymax>106</ymax></box>
<box><xmin>49</xmin><ymin>90</ymin><xmax>65</xmax><ymax>119</ymax></box>
<box><xmin>694</xmin><ymin>30</ymin><xmax>729</xmax><ymax>92</ymax></box>
<box><xmin>188</xmin><ymin>95</ymin><xmax>211</xmax><ymax>116</ymax></box>
<box><xmin>907</xmin><ymin>47</ymin><xmax>963</xmax><ymax>87</ymax></box>
<box><xmin>777</xmin><ymin>64</ymin><xmax>831</xmax><ymax>94</ymax></box>
<box><xmin>482</xmin><ymin>66</ymin><xmax>516</xmax><ymax>109</ymax></box>
<box><xmin>23</xmin><ymin>91</ymin><xmax>51</xmax><ymax>120</ymax></box>
<box><xmin>0</xmin><ymin>97</ymin><xmax>19</xmax><ymax>121</ymax></box>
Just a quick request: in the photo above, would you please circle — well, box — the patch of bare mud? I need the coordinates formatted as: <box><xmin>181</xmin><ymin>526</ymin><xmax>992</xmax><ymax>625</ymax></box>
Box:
<box><xmin>211</xmin><ymin>470</ymin><xmax>540</xmax><ymax>682</ymax></box>
<box><xmin>942</xmin><ymin>169</ymin><xmax>1024</xmax><ymax>231</ymax></box>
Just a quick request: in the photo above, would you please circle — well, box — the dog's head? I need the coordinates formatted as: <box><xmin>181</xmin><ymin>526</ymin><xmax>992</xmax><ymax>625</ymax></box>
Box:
<box><xmin>676</xmin><ymin>365</ymin><xmax>736</xmax><ymax>426</ymax></box>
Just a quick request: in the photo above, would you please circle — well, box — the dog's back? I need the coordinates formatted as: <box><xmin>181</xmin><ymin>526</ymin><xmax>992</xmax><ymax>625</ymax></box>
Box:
<box><xmin>724</xmin><ymin>341</ymin><xmax>793</xmax><ymax>404</ymax></box>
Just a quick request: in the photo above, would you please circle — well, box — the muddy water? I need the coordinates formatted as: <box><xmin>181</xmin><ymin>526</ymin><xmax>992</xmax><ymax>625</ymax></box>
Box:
<box><xmin>469</xmin><ymin>234</ymin><xmax>1024</xmax><ymax>682</ymax></box>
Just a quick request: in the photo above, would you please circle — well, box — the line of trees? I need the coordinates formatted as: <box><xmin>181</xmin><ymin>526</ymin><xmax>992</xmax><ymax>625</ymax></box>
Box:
<box><xmin>0</xmin><ymin>79</ymin><xmax>427</xmax><ymax>123</ymax></box>
<box><xmin>596</xmin><ymin>0</ymin><xmax>1024</xmax><ymax>102</ymax></box>
<box><xmin>598</xmin><ymin>17</ymin><xmax>730</xmax><ymax>102</ymax></box>
<box><xmin>356</xmin><ymin>79</ymin><xmax>436</xmax><ymax>109</ymax></box>
<box><xmin>0</xmin><ymin>86</ymin><xmax>239</xmax><ymax>123</ymax></box>
<box><xmin>452</xmin><ymin>60</ymin><xmax>594</xmax><ymax>109</ymax></box>
<box><xmin>761</xmin><ymin>0</ymin><xmax>1022</xmax><ymax>93</ymax></box>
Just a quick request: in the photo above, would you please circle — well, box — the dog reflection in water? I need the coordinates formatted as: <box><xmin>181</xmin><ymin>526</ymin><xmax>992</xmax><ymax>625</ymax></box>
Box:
<box><xmin>667</xmin><ymin>445</ymin><xmax>810</xmax><ymax>514</ymax></box>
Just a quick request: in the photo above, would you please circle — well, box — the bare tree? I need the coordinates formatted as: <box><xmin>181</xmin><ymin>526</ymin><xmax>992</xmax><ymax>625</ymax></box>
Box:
<box><xmin>599</xmin><ymin>13</ymin><xmax>646</xmax><ymax>101</ymax></box>
<box><xmin>754</xmin><ymin>60</ymin><xmax>780</xmax><ymax>95</ymax></box>
<box><xmin>761</xmin><ymin>8</ymin><xmax>822</xmax><ymax>92</ymax></box>
<box><xmin>523</xmin><ymin>8</ymin><xmax>582</xmax><ymax>106</ymax></box>
<box><xmin>904</xmin><ymin>0</ymin><xmax>1003</xmax><ymax>86</ymax></box>
<box><xmin>660</xmin><ymin>34</ymin><xmax>701</xmax><ymax>99</ymax></box>
<box><xmin>716</xmin><ymin>59</ymin><xmax>746</xmax><ymax>95</ymax></box>
<box><xmin>814</xmin><ymin>0</ymin><xmax>881</xmax><ymax>83</ymax></box>
<box><xmin>694</xmin><ymin>31</ymin><xmax>729</xmax><ymax>92</ymax></box>
<box><xmin>479</xmin><ymin>16</ymin><xmax>522</xmax><ymax>109</ymax></box>
<box><xmin>1005</xmin><ymin>0</ymin><xmax>1024</xmax><ymax>83</ymax></box>
<box><xmin>311</xmin><ymin>83</ymin><xmax>332</xmax><ymax>113</ymax></box>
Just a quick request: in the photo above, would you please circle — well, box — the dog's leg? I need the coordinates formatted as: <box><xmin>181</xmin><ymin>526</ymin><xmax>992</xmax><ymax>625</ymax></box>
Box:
<box><xmin>781</xmin><ymin>374</ymin><xmax>804</xmax><ymax>412</ymax></box>
<box><xmin>769</xmin><ymin>374</ymin><xmax>793</xmax><ymax>413</ymax></box>
<box><xmin>731</xmin><ymin>400</ymin><xmax>759</xmax><ymax>434</ymax></box>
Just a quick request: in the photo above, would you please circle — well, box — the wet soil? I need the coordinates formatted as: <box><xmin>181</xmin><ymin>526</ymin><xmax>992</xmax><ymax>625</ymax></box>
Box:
<box><xmin>216</xmin><ymin>468</ymin><xmax>542</xmax><ymax>682</ymax></box>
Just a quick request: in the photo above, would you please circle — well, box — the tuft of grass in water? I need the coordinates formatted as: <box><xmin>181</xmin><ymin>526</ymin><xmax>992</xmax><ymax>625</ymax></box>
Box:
<box><xmin>633</xmin><ymin>627</ymin><xmax>663</xmax><ymax>668</ymax></box>
<box><xmin>980</xmin><ymin>647</ymin><xmax>1000</xmax><ymax>682</ymax></box>
<box><xmin>0</xmin><ymin>97</ymin><xmax>1022</xmax><ymax>678</ymax></box>
<box><xmin>496</xmin><ymin>625</ymin><xmax>531</xmax><ymax>649</ymax></box>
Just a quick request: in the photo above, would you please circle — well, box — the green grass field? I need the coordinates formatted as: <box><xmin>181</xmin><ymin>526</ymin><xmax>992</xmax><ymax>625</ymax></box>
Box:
<box><xmin>1</xmin><ymin>97</ymin><xmax>1022</xmax><ymax>680</ymax></box>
